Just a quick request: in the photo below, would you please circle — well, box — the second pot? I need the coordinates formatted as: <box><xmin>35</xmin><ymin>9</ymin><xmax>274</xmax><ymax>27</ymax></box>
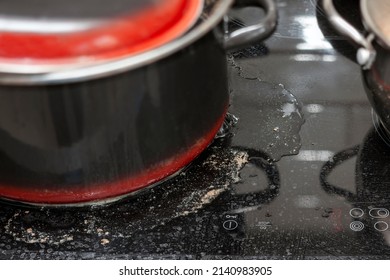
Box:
<box><xmin>322</xmin><ymin>0</ymin><xmax>390</xmax><ymax>134</ymax></box>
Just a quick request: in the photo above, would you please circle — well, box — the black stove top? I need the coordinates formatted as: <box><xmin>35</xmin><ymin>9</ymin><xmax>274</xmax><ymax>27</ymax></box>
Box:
<box><xmin>2</xmin><ymin>0</ymin><xmax>390</xmax><ymax>260</ymax></box>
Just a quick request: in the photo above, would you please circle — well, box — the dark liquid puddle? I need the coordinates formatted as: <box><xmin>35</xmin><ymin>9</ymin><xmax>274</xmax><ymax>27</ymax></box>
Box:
<box><xmin>227</xmin><ymin>49</ymin><xmax>267</xmax><ymax>81</ymax></box>
<box><xmin>228</xmin><ymin>59</ymin><xmax>305</xmax><ymax>162</ymax></box>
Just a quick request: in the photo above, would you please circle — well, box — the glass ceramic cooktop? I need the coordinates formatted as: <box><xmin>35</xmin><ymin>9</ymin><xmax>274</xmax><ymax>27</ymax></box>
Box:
<box><xmin>1</xmin><ymin>0</ymin><xmax>390</xmax><ymax>259</ymax></box>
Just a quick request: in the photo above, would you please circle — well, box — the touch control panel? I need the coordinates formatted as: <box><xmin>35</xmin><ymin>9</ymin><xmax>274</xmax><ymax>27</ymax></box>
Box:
<box><xmin>349</xmin><ymin>208</ymin><xmax>389</xmax><ymax>232</ymax></box>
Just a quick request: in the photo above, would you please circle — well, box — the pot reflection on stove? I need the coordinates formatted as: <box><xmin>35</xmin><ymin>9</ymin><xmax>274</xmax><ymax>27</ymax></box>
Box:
<box><xmin>320</xmin><ymin>126</ymin><xmax>390</xmax><ymax>246</ymax></box>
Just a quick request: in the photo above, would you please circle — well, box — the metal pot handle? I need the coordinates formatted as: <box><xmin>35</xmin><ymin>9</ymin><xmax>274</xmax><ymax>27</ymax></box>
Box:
<box><xmin>223</xmin><ymin>0</ymin><xmax>277</xmax><ymax>50</ymax></box>
<box><xmin>322</xmin><ymin>0</ymin><xmax>375</xmax><ymax>70</ymax></box>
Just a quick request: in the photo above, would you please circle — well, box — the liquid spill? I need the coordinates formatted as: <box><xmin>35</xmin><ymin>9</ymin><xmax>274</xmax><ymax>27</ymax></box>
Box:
<box><xmin>0</xmin><ymin>205</ymin><xmax>118</xmax><ymax>251</ymax></box>
<box><xmin>4</xmin><ymin>210</ymin><xmax>75</xmax><ymax>245</ymax></box>
<box><xmin>227</xmin><ymin>54</ymin><xmax>261</xmax><ymax>80</ymax></box>
<box><xmin>216</xmin><ymin>113</ymin><xmax>239</xmax><ymax>139</ymax></box>
<box><xmin>228</xmin><ymin>67</ymin><xmax>304</xmax><ymax>161</ymax></box>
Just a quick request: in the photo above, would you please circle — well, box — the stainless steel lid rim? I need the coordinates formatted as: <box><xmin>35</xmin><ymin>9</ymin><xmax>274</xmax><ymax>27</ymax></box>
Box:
<box><xmin>0</xmin><ymin>0</ymin><xmax>233</xmax><ymax>85</ymax></box>
<box><xmin>361</xmin><ymin>0</ymin><xmax>390</xmax><ymax>50</ymax></box>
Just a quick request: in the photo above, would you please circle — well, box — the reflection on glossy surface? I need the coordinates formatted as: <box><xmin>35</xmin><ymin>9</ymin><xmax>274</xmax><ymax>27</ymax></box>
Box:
<box><xmin>372</xmin><ymin>111</ymin><xmax>390</xmax><ymax>147</ymax></box>
<box><xmin>295</xmin><ymin>150</ymin><xmax>334</xmax><ymax>162</ymax></box>
<box><xmin>293</xmin><ymin>15</ymin><xmax>333</xmax><ymax>51</ymax></box>
<box><xmin>1</xmin><ymin>0</ymin><xmax>390</xmax><ymax>259</ymax></box>
<box><xmin>321</xmin><ymin>127</ymin><xmax>390</xmax><ymax>247</ymax></box>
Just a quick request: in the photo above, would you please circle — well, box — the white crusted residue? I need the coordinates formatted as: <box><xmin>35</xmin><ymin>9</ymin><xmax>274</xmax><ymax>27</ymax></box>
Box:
<box><xmin>186</xmin><ymin>186</ymin><xmax>227</xmax><ymax>215</ymax></box>
<box><xmin>231</xmin><ymin>150</ymin><xmax>249</xmax><ymax>183</ymax></box>
<box><xmin>4</xmin><ymin>212</ymin><xmax>74</xmax><ymax>245</ymax></box>
<box><xmin>174</xmin><ymin>149</ymin><xmax>249</xmax><ymax>217</ymax></box>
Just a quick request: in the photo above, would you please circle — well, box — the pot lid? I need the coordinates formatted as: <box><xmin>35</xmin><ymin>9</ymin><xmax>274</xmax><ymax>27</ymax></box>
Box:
<box><xmin>0</xmin><ymin>0</ymin><xmax>203</xmax><ymax>64</ymax></box>
<box><xmin>361</xmin><ymin>0</ymin><xmax>390</xmax><ymax>48</ymax></box>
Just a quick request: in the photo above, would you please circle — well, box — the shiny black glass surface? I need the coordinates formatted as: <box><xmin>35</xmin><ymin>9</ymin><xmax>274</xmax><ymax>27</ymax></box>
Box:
<box><xmin>1</xmin><ymin>0</ymin><xmax>390</xmax><ymax>259</ymax></box>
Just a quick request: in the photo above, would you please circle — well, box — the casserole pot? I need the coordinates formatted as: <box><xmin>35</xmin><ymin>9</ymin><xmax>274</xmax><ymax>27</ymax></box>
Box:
<box><xmin>322</xmin><ymin>0</ymin><xmax>390</xmax><ymax>134</ymax></box>
<box><xmin>0</xmin><ymin>0</ymin><xmax>277</xmax><ymax>205</ymax></box>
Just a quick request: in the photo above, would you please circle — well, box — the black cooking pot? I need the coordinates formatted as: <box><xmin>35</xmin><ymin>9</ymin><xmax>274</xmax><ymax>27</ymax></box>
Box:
<box><xmin>322</xmin><ymin>0</ymin><xmax>390</xmax><ymax>135</ymax></box>
<box><xmin>0</xmin><ymin>0</ymin><xmax>277</xmax><ymax>205</ymax></box>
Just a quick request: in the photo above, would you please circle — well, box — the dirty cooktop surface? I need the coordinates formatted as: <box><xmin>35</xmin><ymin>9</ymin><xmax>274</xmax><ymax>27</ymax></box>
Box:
<box><xmin>1</xmin><ymin>0</ymin><xmax>390</xmax><ymax>259</ymax></box>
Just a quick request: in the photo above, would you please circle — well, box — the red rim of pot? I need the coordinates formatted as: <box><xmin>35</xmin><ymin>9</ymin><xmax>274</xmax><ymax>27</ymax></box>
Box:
<box><xmin>0</xmin><ymin>0</ymin><xmax>203</xmax><ymax>65</ymax></box>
